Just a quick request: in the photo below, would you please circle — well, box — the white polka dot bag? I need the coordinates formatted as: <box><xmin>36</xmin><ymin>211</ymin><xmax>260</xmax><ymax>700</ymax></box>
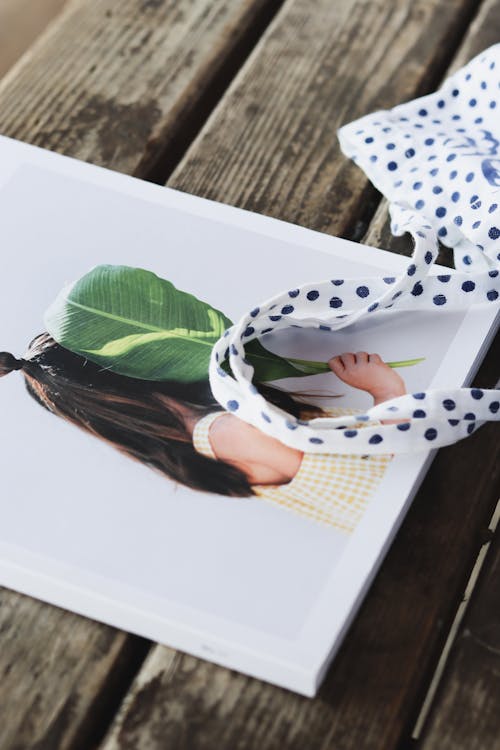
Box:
<box><xmin>208</xmin><ymin>44</ymin><xmax>500</xmax><ymax>455</ymax></box>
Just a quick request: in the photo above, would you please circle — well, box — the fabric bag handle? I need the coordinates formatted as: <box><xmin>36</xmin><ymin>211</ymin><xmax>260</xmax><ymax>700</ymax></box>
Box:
<box><xmin>208</xmin><ymin>45</ymin><xmax>500</xmax><ymax>455</ymax></box>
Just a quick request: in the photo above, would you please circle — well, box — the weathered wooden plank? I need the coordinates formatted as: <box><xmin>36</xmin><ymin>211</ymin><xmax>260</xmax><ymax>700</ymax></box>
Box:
<box><xmin>0</xmin><ymin>1</ymin><xmax>285</xmax><ymax>748</ymax></box>
<box><xmin>0</xmin><ymin>0</ymin><xmax>283</xmax><ymax>179</ymax></box>
<box><xmin>419</xmin><ymin>523</ymin><xmax>500</xmax><ymax>750</ymax></box>
<box><xmin>0</xmin><ymin>589</ymin><xmax>150</xmax><ymax>750</ymax></box>
<box><xmin>0</xmin><ymin>0</ymin><xmax>67</xmax><ymax>79</ymax></box>
<box><xmin>167</xmin><ymin>0</ymin><xmax>480</xmax><ymax>235</ymax></box>
<box><xmin>98</xmin><ymin>1</ymin><xmax>499</xmax><ymax>749</ymax></box>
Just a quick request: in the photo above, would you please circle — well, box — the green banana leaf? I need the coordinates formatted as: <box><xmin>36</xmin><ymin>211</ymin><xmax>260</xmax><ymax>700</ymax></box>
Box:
<box><xmin>43</xmin><ymin>264</ymin><xmax>309</xmax><ymax>383</ymax></box>
<box><xmin>44</xmin><ymin>265</ymin><xmax>233</xmax><ymax>382</ymax></box>
<box><xmin>44</xmin><ymin>264</ymin><xmax>424</xmax><ymax>384</ymax></box>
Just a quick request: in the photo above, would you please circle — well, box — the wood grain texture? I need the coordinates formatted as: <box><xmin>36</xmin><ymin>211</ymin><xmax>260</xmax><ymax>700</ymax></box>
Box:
<box><xmin>0</xmin><ymin>0</ymin><xmax>283</xmax><ymax>178</ymax></box>
<box><xmin>168</xmin><ymin>0</ymin><xmax>479</xmax><ymax>235</ymax></box>
<box><xmin>0</xmin><ymin>1</ymin><xmax>284</xmax><ymax>748</ymax></box>
<box><xmin>98</xmin><ymin>2</ymin><xmax>500</xmax><ymax>750</ymax></box>
<box><xmin>0</xmin><ymin>588</ymin><xmax>150</xmax><ymax>750</ymax></box>
<box><xmin>419</xmin><ymin>527</ymin><xmax>500</xmax><ymax>750</ymax></box>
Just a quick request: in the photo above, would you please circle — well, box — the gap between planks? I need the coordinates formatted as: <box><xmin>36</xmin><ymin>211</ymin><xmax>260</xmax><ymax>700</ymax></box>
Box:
<box><xmin>145</xmin><ymin>0</ymin><xmax>287</xmax><ymax>185</ymax></box>
<box><xmin>411</xmin><ymin>499</ymin><xmax>500</xmax><ymax>741</ymax></box>
<box><xmin>418</xmin><ymin>497</ymin><xmax>500</xmax><ymax>750</ymax></box>
<box><xmin>0</xmin><ymin>0</ymin><xmax>287</xmax><ymax>181</ymax></box>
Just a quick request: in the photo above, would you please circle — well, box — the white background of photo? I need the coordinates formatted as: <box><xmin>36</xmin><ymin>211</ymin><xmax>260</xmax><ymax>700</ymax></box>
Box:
<box><xmin>0</xmin><ymin>137</ymin><xmax>496</xmax><ymax>694</ymax></box>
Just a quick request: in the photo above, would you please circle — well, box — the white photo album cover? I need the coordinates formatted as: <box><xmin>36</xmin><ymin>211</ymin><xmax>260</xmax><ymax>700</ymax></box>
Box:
<box><xmin>0</xmin><ymin>136</ymin><xmax>497</xmax><ymax>696</ymax></box>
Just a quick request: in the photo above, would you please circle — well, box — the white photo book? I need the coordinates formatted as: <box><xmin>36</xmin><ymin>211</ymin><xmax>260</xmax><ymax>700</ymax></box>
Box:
<box><xmin>0</xmin><ymin>135</ymin><xmax>497</xmax><ymax>696</ymax></box>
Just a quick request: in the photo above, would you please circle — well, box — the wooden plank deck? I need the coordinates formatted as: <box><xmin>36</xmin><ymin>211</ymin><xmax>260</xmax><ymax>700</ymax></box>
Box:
<box><xmin>0</xmin><ymin>0</ymin><xmax>283</xmax><ymax>178</ymax></box>
<box><xmin>0</xmin><ymin>0</ymin><xmax>498</xmax><ymax>748</ymax></box>
<box><xmin>419</xmin><ymin>511</ymin><xmax>500</xmax><ymax>750</ymax></box>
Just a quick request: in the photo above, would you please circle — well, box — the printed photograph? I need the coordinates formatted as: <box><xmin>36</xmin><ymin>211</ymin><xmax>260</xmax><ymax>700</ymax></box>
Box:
<box><xmin>0</xmin><ymin>147</ymin><xmax>473</xmax><ymax>650</ymax></box>
<box><xmin>12</xmin><ymin>263</ymin><xmax>426</xmax><ymax>535</ymax></box>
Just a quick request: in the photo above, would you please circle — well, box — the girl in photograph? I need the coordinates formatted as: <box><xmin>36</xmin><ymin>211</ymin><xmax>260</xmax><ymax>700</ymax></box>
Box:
<box><xmin>0</xmin><ymin>334</ymin><xmax>406</xmax><ymax>532</ymax></box>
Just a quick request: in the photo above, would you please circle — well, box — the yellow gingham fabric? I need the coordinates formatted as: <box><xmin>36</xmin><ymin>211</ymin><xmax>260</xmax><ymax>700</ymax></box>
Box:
<box><xmin>192</xmin><ymin>409</ymin><xmax>391</xmax><ymax>533</ymax></box>
<box><xmin>193</xmin><ymin>412</ymin><xmax>222</xmax><ymax>462</ymax></box>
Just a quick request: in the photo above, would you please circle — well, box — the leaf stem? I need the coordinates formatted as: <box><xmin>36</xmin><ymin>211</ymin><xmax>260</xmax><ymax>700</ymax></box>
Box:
<box><xmin>284</xmin><ymin>355</ymin><xmax>425</xmax><ymax>374</ymax></box>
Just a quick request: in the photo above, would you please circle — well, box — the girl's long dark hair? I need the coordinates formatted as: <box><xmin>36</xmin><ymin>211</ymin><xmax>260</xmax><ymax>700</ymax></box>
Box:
<box><xmin>0</xmin><ymin>333</ymin><xmax>315</xmax><ymax>497</ymax></box>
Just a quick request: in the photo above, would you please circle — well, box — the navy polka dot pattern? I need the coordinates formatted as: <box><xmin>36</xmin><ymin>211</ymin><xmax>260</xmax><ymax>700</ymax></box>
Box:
<box><xmin>208</xmin><ymin>45</ymin><xmax>500</xmax><ymax>456</ymax></box>
<box><xmin>340</xmin><ymin>45</ymin><xmax>500</xmax><ymax>278</ymax></box>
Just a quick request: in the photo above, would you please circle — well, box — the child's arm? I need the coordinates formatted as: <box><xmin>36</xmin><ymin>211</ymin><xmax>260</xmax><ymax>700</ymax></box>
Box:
<box><xmin>209</xmin><ymin>413</ymin><xmax>304</xmax><ymax>485</ymax></box>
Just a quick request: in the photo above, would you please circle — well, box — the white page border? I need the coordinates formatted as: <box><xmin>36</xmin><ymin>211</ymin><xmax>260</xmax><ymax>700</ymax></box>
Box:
<box><xmin>0</xmin><ymin>135</ymin><xmax>497</xmax><ymax>696</ymax></box>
